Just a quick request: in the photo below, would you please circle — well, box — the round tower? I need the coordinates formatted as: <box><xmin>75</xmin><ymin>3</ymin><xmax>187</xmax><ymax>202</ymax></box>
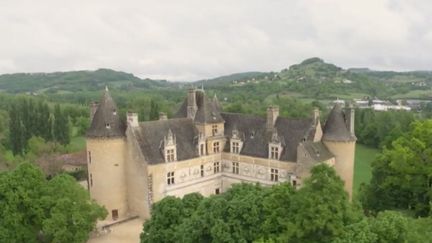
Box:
<box><xmin>86</xmin><ymin>87</ymin><xmax>127</xmax><ymax>221</ymax></box>
<box><xmin>322</xmin><ymin>104</ymin><xmax>356</xmax><ymax>198</ymax></box>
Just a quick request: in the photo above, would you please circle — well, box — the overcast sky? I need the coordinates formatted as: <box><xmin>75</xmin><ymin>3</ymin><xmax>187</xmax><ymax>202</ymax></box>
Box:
<box><xmin>1</xmin><ymin>0</ymin><xmax>431</xmax><ymax>81</ymax></box>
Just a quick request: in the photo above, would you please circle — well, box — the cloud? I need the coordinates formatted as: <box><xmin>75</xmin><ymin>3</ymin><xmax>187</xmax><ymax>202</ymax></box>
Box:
<box><xmin>0</xmin><ymin>0</ymin><xmax>431</xmax><ymax>80</ymax></box>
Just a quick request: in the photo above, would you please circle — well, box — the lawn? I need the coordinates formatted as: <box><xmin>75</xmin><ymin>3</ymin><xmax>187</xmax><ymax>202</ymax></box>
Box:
<box><xmin>353</xmin><ymin>144</ymin><xmax>380</xmax><ymax>197</ymax></box>
<box><xmin>67</xmin><ymin>136</ymin><xmax>86</xmax><ymax>152</ymax></box>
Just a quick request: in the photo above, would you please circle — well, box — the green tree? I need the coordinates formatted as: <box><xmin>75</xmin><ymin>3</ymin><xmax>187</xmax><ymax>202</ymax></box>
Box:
<box><xmin>0</xmin><ymin>163</ymin><xmax>106</xmax><ymax>242</ymax></box>
<box><xmin>149</xmin><ymin>100</ymin><xmax>160</xmax><ymax>120</ymax></box>
<box><xmin>41</xmin><ymin>174</ymin><xmax>107</xmax><ymax>243</ymax></box>
<box><xmin>277</xmin><ymin>164</ymin><xmax>361</xmax><ymax>243</ymax></box>
<box><xmin>360</xmin><ymin>120</ymin><xmax>432</xmax><ymax>216</ymax></box>
<box><xmin>53</xmin><ymin>104</ymin><xmax>70</xmax><ymax>145</ymax></box>
<box><xmin>8</xmin><ymin>105</ymin><xmax>25</xmax><ymax>155</ymax></box>
<box><xmin>334</xmin><ymin>211</ymin><xmax>410</xmax><ymax>243</ymax></box>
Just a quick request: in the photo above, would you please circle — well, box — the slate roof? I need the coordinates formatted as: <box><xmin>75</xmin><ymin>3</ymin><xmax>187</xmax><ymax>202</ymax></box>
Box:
<box><xmin>174</xmin><ymin>89</ymin><xmax>224</xmax><ymax>124</ymax></box>
<box><xmin>302</xmin><ymin>141</ymin><xmax>334</xmax><ymax>162</ymax></box>
<box><xmin>221</xmin><ymin>112</ymin><xmax>315</xmax><ymax>162</ymax></box>
<box><xmin>295</xmin><ymin>141</ymin><xmax>334</xmax><ymax>177</ymax></box>
<box><xmin>134</xmin><ymin>118</ymin><xmax>199</xmax><ymax>164</ymax></box>
<box><xmin>322</xmin><ymin>104</ymin><xmax>356</xmax><ymax>142</ymax></box>
<box><xmin>87</xmin><ymin>88</ymin><xmax>125</xmax><ymax>138</ymax></box>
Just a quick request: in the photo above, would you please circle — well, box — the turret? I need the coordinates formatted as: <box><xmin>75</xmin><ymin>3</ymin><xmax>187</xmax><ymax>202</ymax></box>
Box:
<box><xmin>322</xmin><ymin>104</ymin><xmax>356</xmax><ymax>199</ymax></box>
<box><xmin>86</xmin><ymin>87</ymin><xmax>127</xmax><ymax>221</ymax></box>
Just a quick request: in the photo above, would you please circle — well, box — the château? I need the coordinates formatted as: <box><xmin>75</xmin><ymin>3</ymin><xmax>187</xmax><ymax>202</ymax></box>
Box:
<box><xmin>86</xmin><ymin>87</ymin><xmax>356</xmax><ymax>221</ymax></box>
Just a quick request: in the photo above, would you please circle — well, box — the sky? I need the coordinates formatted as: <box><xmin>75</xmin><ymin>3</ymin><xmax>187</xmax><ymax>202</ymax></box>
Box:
<box><xmin>0</xmin><ymin>0</ymin><xmax>431</xmax><ymax>81</ymax></box>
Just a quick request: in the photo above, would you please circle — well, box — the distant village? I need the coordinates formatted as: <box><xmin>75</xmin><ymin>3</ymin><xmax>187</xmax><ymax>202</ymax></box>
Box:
<box><xmin>332</xmin><ymin>98</ymin><xmax>431</xmax><ymax>111</ymax></box>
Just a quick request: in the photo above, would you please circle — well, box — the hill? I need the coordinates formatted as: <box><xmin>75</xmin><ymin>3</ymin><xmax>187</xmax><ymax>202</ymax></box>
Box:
<box><xmin>0</xmin><ymin>69</ymin><xmax>171</xmax><ymax>94</ymax></box>
<box><xmin>192</xmin><ymin>71</ymin><xmax>270</xmax><ymax>87</ymax></box>
<box><xmin>205</xmin><ymin>57</ymin><xmax>432</xmax><ymax>100</ymax></box>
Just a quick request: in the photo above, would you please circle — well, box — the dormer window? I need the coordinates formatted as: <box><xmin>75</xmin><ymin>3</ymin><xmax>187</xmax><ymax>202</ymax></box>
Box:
<box><xmin>105</xmin><ymin>123</ymin><xmax>111</xmax><ymax>129</ymax></box>
<box><xmin>232</xmin><ymin>142</ymin><xmax>240</xmax><ymax>154</ymax></box>
<box><xmin>164</xmin><ymin>129</ymin><xmax>177</xmax><ymax>162</ymax></box>
<box><xmin>230</xmin><ymin>128</ymin><xmax>243</xmax><ymax>154</ymax></box>
<box><xmin>270</xmin><ymin>146</ymin><xmax>279</xmax><ymax>159</ymax></box>
<box><xmin>212</xmin><ymin>124</ymin><xmax>218</xmax><ymax>136</ymax></box>
<box><xmin>166</xmin><ymin>149</ymin><xmax>175</xmax><ymax>162</ymax></box>
<box><xmin>268</xmin><ymin>130</ymin><xmax>282</xmax><ymax>160</ymax></box>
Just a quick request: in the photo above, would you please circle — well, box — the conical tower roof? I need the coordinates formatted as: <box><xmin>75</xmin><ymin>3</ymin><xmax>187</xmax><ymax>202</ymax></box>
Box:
<box><xmin>86</xmin><ymin>87</ymin><xmax>125</xmax><ymax>138</ymax></box>
<box><xmin>322</xmin><ymin>104</ymin><xmax>355</xmax><ymax>142</ymax></box>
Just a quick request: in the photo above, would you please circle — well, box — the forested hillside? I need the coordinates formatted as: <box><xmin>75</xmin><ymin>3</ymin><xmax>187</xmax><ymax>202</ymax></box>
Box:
<box><xmin>0</xmin><ymin>68</ymin><xmax>171</xmax><ymax>93</ymax></box>
<box><xmin>205</xmin><ymin>57</ymin><xmax>432</xmax><ymax>100</ymax></box>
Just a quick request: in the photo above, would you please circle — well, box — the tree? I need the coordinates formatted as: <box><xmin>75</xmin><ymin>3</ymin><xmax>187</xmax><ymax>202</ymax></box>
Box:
<box><xmin>360</xmin><ymin>120</ymin><xmax>432</xmax><ymax>216</ymax></box>
<box><xmin>334</xmin><ymin>211</ymin><xmax>410</xmax><ymax>243</ymax></box>
<box><xmin>53</xmin><ymin>104</ymin><xmax>70</xmax><ymax>146</ymax></box>
<box><xmin>0</xmin><ymin>163</ymin><xmax>106</xmax><ymax>242</ymax></box>
<box><xmin>8</xmin><ymin>105</ymin><xmax>25</xmax><ymax>155</ymax></box>
<box><xmin>276</xmin><ymin>164</ymin><xmax>362</xmax><ymax>243</ymax></box>
<box><xmin>41</xmin><ymin>175</ymin><xmax>107</xmax><ymax>243</ymax></box>
<box><xmin>149</xmin><ymin>100</ymin><xmax>160</xmax><ymax>121</ymax></box>
<box><xmin>141</xmin><ymin>165</ymin><xmax>361</xmax><ymax>243</ymax></box>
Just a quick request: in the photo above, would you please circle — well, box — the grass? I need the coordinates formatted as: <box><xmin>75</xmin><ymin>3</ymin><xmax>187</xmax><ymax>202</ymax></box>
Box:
<box><xmin>67</xmin><ymin>136</ymin><xmax>86</xmax><ymax>152</ymax></box>
<box><xmin>353</xmin><ymin>144</ymin><xmax>379</xmax><ymax>197</ymax></box>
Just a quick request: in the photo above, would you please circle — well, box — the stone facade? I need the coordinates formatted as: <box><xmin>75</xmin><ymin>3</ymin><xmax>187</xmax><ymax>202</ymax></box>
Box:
<box><xmin>86</xmin><ymin>88</ymin><xmax>356</xmax><ymax>221</ymax></box>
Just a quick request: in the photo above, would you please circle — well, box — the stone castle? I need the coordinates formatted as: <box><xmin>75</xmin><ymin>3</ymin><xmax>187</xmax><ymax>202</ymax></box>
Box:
<box><xmin>86</xmin><ymin>87</ymin><xmax>356</xmax><ymax>221</ymax></box>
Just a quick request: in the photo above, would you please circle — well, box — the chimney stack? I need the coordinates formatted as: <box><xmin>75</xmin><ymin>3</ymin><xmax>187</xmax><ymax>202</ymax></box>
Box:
<box><xmin>187</xmin><ymin>88</ymin><xmax>197</xmax><ymax>119</ymax></box>
<box><xmin>266</xmin><ymin>105</ymin><xmax>279</xmax><ymax>131</ymax></box>
<box><xmin>127</xmin><ymin>112</ymin><xmax>139</xmax><ymax>128</ymax></box>
<box><xmin>159</xmin><ymin>112</ymin><xmax>168</xmax><ymax>120</ymax></box>
<box><xmin>313</xmin><ymin>107</ymin><xmax>320</xmax><ymax>125</ymax></box>
<box><xmin>349</xmin><ymin>107</ymin><xmax>355</xmax><ymax>136</ymax></box>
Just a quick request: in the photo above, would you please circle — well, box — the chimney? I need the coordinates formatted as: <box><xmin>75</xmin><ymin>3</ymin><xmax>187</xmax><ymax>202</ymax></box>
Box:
<box><xmin>266</xmin><ymin>105</ymin><xmax>279</xmax><ymax>131</ymax></box>
<box><xmin>159</xmin><ymin>112</ymin><xmax>167</xmax><ymax>120</ymax></box>
<box><xmin>349</xmin><ymin>107</ymin><xmax>355</xmax><ymax>136</ymax></box>
<box><xmin>313</xmin><ymin>107</ymin><xmax>320</xmax><ymax>125</ymax></box>
<box><xmin>187</xmin><ymin>88</ymin><xmax>197</xmax><ymax>119</ymax></box>
<box><xmin>127</xmin><ymin>112</ymin><xmax>139</xmax><ymax>128</ymax></box>
<box><xmin>90</xmin><ymin>102</ymin><xmax>99</xmax><ymax>122</ymax></box>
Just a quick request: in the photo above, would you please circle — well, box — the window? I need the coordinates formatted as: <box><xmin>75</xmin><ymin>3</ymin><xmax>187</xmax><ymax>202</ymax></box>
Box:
<box><xmin>270</xmin><ymin>146</ymin><xmax>279</xmax><ymax>159</ymax></box>
<box><xmin>214</xmin><ymin>162</ymin><xmax>220</xmax><ymax>173</ymax></box>
<box><xmin>215</xmin><ymin>188</ymin><xmax>220</xmax><ymax>194</ymax></box>
<box><xmin>90</xmin><ymin>173</ymin><xmax>93</xmax><ymax>187</ymax></box>
<box><xmin>200</xmin><ymin>165</ymin><xmax>204</xmax><ymax>177</ymax></box>
<box><xmin>232</xmin><ymin>142</ymin><xmax>240</xmax><ymax>153</ymax></box>
<box><xmin>212</xmin><ymin>124</ymin><xmax>218</xmax><ymax>136</ymax></box>
<box><xmin>232</xmin><ymin>162</ymin><xmax>239</xmax><ymax>174</ymax></box>
<box><xmin>200</xmin><ymin>144</ymin><xmax>205</xmax><ymax>156</ymax></box>
<box><xmin>166</xmin><ymin>149</ymin><xmax>175</xmax><ymax>162</ymax></box>
<box><xmin>105</xmin><ymin>123</ymin><xmax>111</xmax><ymax>129</ymax></box>
<box><xmin>213</xmin><ymin>142</ymin><xmax>220</xmax><ymax>153</ymax></box>
<box><xmin>113</xmin><ymin>109</ymin><xmax>117</xmax><ymax>115</ymax></box>
<box><xmin>167</xmin><ymin>172</ymin><xmax>175</xmax><ymax>185</ymax></box>
<box><xmin>112</xmin><ymin>209</ymin><xmax>119</xmax><ymax>220</ymax></box>
<box><xmin>270</xmin><ymin>168</ymin><xmax>279</xmax><ymax>182</ymax></box>
<box><xmin>88</xmin><ymin>151</ymin><xmax>91</xmax><ymax>164</ymax></box>
<box><xmin>292</xmin><ymin>180</ymin><xmax>297</xmax><ymax>187</ymax></box>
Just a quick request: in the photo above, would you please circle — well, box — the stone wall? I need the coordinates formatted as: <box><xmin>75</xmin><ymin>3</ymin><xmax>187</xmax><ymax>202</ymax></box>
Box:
<box><xmin>322</xmin><ymin>141</ymin><xmax>356</xmax><ymax>198</ymax></box>
<box><xmin>87</xmin><ymin>138</ymin><xmax>128</xmax><ymax>220</ymax></box>
<box><xmin>125</xmin><ymin>127</ymin><xmax>151</xmax><ymax>219</ymax></box>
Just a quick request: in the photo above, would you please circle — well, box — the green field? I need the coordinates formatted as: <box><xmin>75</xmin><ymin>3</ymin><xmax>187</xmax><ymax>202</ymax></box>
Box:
<box><xmin>67</xmin><ymin>136</ymin><xmax>86</xmax><ymax>152</ymax></box>
<box><xmin>353</xmin><ymin>144</ymin><xmax>379</xmax><ymax>197</ymax></box>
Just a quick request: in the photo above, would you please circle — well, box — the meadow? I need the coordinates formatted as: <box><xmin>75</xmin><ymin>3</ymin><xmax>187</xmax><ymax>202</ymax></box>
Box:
<box><xmin>353</xmin><ymin>144</ymin><xmax>379</xmax><ymax>197</ymax></box>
